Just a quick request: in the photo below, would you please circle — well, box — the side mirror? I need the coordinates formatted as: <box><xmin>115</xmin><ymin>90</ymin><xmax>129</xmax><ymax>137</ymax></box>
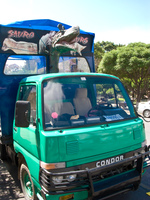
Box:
<box><xmin>15</xmin><ymin>101</ymin><xmax>30</xmax><ymax>127</ymax></box>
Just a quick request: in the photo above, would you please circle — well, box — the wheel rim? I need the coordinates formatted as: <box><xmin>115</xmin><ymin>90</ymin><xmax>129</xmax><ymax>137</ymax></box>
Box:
<box><xmin>144</xmin><ymin>110</ymin><xmax>150</xmax><ymax>118</ymax></box>
<box><xmin>25</xmin><ymin>174</ymin><xmax>33</xmax><ymax>196</ymax></box>
<box><xmin>22</xmin><ymin>169</ymin><xmax>33</xmax><ymax>198</ymax></box>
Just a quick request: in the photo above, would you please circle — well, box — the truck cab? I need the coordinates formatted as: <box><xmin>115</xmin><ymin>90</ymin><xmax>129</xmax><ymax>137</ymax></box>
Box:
<box><xmin>14</xmin><ymin>73</ymin><xmax>148</xmax><ymax>200</ymax></box>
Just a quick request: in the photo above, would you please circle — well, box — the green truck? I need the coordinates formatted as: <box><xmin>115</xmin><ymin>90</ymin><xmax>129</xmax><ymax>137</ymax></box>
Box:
<box><xmin>0</xmin><ymin>19</ymin><xmax>150</xmax><ymax>200</ymax></box>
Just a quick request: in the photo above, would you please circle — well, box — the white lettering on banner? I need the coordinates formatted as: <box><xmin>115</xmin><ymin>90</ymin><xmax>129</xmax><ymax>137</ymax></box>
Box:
<box><xmin>96</xmin><ymin>155</ymin><xmax>124</xmax><ymax>167</ymax></box>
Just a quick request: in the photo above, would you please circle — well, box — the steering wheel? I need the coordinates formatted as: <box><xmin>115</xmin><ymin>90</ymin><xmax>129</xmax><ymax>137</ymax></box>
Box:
<box><xmin>87</xmin><ymin>103</ymin><xmax>112</xmax><ymax>117</ymax></box>
<box><xmin>87</xmin><ymin>106</ymin><xmax>102</xmax><ymax>117</ymax></box>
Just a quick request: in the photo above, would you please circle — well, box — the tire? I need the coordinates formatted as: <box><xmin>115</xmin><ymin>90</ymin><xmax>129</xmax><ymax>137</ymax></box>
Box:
<box><xmin>0</xmin><ymin>144</ymin><xmax>7</xmax><ymax>160</ymax></box>
<box><xmin>20</xmin><ymin>163</ymin><xmax>37</xmax><ymax>200</ymax></box>
<box><xmin>143</xmin><ymin>109</ymin><xmax>150</xmax><ymax>118</ymax></box>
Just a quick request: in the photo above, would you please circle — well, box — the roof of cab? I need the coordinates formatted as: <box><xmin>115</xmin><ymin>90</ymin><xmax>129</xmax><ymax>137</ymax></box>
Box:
<box><xmin>20</xmin><ymin>72</ymin><xmax>120</xmax><ymax>84</ymax></box>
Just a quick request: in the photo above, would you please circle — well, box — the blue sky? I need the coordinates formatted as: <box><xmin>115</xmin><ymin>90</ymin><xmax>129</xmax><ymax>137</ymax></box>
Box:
<box><xmin>0</xmin><ymin>0</ymin><xmax>149</xmax><ymax>45</ymax></box>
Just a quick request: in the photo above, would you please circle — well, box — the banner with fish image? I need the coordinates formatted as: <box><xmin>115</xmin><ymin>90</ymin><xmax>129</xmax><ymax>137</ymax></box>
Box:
<box><xmin>0</xmin><ymin>25</ymin><xmax>94</xmax><ymax>56</ymax></box>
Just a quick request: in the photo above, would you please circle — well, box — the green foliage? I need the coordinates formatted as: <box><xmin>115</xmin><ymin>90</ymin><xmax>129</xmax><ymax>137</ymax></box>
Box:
<box><xmin>94</xmin><ymin>42</ymin><xmax>105</xmax><ymax>71</ymax></box>
<box><xmin>98</xmin><ymin>50</ymin><xmax>119</xmax><ymax>76</ymax></box>
<box><xmin>94</xmin><ymin>41</ymin><xmax>124</xmax><ymax>71</ymax></box>
<box><xmin>98</xmin><ymin>41</ymin><xmax>124</xmax><ymax>52</ymax></box>
<box><xmin>97</xmin><ymin>42</ymin><xmax>150</xmax><ymax>102</ymax></box>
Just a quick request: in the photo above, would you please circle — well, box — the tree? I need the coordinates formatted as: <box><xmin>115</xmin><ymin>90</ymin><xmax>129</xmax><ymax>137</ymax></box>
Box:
<box><xmin>94</xmin><ymin>42</ymin><xmax>105</xmax><ymax>71</ymax></box>
<box><xmin>98</xmin><ymin>41</ymin><xmax>124</xmax><ymax>52</ymax></box>
<box><xmin>98</xmin><ymin>42</ymin><xmax>150</xmax><ymax>103</ymax></box>
<box><xmin>94</xmin><ymin>41</ymin><xmax>124</xmax><ymax>71</ymax></box>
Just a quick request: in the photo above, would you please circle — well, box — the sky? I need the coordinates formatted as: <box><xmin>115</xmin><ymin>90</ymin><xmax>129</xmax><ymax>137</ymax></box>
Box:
<box><xmin>0</xmin><ymin>0</ymin><xmax>149</xmax><ymax>45</ymax></box>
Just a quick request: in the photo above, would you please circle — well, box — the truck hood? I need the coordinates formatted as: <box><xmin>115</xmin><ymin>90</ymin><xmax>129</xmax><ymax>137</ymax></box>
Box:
<box><xmin>41</xmin><ymin>119</ymin><xmax>145</xmax><ymax>166</ymax></box>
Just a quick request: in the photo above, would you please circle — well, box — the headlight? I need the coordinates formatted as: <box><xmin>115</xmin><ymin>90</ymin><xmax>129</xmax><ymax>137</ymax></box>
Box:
<box><xmin>52</xmin><ymin>174</ymin><xmax>77</xmax><ymax>184</ymax></box>
<box><xmin>65</xmin><ymin>174</ymin><xmax>77</xmax><ymax>182</ymax></box>
<box><xmin>52</xmin><ymin>176</ymin><xmax>63</xmax><ymax>184</ymax></box>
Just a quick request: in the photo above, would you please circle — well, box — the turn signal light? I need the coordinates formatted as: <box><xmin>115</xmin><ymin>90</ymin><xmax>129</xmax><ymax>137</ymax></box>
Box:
<box><xmin>40</xmin><ymin>161</ymin><xmax>65</xmax><ymax>170</ymax></box>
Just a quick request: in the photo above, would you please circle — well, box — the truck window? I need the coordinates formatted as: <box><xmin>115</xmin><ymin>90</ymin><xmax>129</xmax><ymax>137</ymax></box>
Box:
<box><xmin>4</xmin><ymin>55</ymin><xmax>46</xmax><ymax>75</ymax></box>
<box><xmin>43</xmin><ymin>76</ymin><xmax>136</xmax><ymax>129</ymax></box>
<box><xmin>18</xmin><ymin>85</ymin><xmax>36</xmax><ymax>125</ymax></box>
<box><xmin>58</xmin><ymin>57</ymin><xmax>90</xmax><ymax>72</ymax></box>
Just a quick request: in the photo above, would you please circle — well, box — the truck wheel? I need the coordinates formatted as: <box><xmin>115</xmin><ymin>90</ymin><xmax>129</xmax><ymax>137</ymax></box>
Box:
<box><xmin>20</xmin><ymin>163</ymin><xmax>37</xmax><ymax>200</ymax></box>
<box><xmin>0</xmin><ymin>144</ymin><xmax>7</xmax><ymax>160</ymax></box>
<box><xmin>143</xmin><ymin>109</ymin><xmax>150</xmax><ymax>118</ymax></box>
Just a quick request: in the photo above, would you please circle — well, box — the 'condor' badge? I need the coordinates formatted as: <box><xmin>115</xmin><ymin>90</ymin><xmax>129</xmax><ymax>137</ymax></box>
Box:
<box><xmin>96</xmin><ymin>155</ymin><xmax>124</xmax><ymax>167</ymax></box>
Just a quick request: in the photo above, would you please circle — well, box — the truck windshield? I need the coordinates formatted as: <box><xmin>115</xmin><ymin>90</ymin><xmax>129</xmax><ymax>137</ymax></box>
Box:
<box><xmin>43</xmin><ymin>76</ymin><xmax>136</xmax><ymax>129</ymax></box>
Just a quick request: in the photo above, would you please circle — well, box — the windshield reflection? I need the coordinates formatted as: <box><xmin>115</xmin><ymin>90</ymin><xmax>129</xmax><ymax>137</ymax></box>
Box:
<box><xmin>43</xmin><ymin>76</ymin><xmax>136</xmax><ymax>129</ymax></box>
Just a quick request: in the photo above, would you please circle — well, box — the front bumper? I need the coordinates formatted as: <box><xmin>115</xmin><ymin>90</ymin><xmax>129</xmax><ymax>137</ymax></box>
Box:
<box><xmin>39</xmin><ymin>150</ymin><xmax>150</xmax><ymax>200</ymax></box>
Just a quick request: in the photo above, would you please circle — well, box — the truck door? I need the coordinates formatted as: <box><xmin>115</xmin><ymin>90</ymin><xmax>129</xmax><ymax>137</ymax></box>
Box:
<box><xmin>13</xmin><ymin>84</ymin><xmax>39</xmax><ymax>158</ymax></box>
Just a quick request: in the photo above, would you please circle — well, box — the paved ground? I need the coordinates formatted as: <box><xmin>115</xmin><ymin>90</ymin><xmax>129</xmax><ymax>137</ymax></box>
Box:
<box><xmin>0</xmin><ymin>120</ymin><xmax>150</xmax><ymax>200</ymax></box>
<box><xmin>0</xmin><ymin>158</ymin><xmax>25</xmax><ymax>200</ymax></box>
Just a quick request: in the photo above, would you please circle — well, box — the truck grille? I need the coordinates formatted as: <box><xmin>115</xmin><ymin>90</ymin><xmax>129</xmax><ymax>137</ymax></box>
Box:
<box><xmin>39</xmin><ymin>161</ymin><xmax>134</xmax><ymax>194</ymax></box>
<box><xmin>92</xmin><ymin>163</ymin><xmax>133</xmax><ymax>182</ymax></box>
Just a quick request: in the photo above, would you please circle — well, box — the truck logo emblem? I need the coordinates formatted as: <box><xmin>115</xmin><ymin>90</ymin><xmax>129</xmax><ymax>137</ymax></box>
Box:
<box><xmin>96</xmin><ymin>155</ymin><xmax>124</xmax><ymax>167</ymax></box>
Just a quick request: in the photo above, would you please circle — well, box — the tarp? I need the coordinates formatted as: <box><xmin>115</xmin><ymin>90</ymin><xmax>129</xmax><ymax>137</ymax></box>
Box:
<box><xmin>4</xmin><ymin>19</ymin><xmax>95</xmax><ymax>36</ymax></box>
<box><xmin>0</xmin><ymin>19</ymin><xmax>95</xmax><ymax>54</ymax></box>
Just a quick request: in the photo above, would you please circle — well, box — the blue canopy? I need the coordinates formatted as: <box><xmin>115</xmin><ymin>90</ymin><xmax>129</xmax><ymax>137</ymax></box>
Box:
<box><xmin>3</xmin><ymin>19</ymin><xmax>95</xmax><ymax>36</ymax></box>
